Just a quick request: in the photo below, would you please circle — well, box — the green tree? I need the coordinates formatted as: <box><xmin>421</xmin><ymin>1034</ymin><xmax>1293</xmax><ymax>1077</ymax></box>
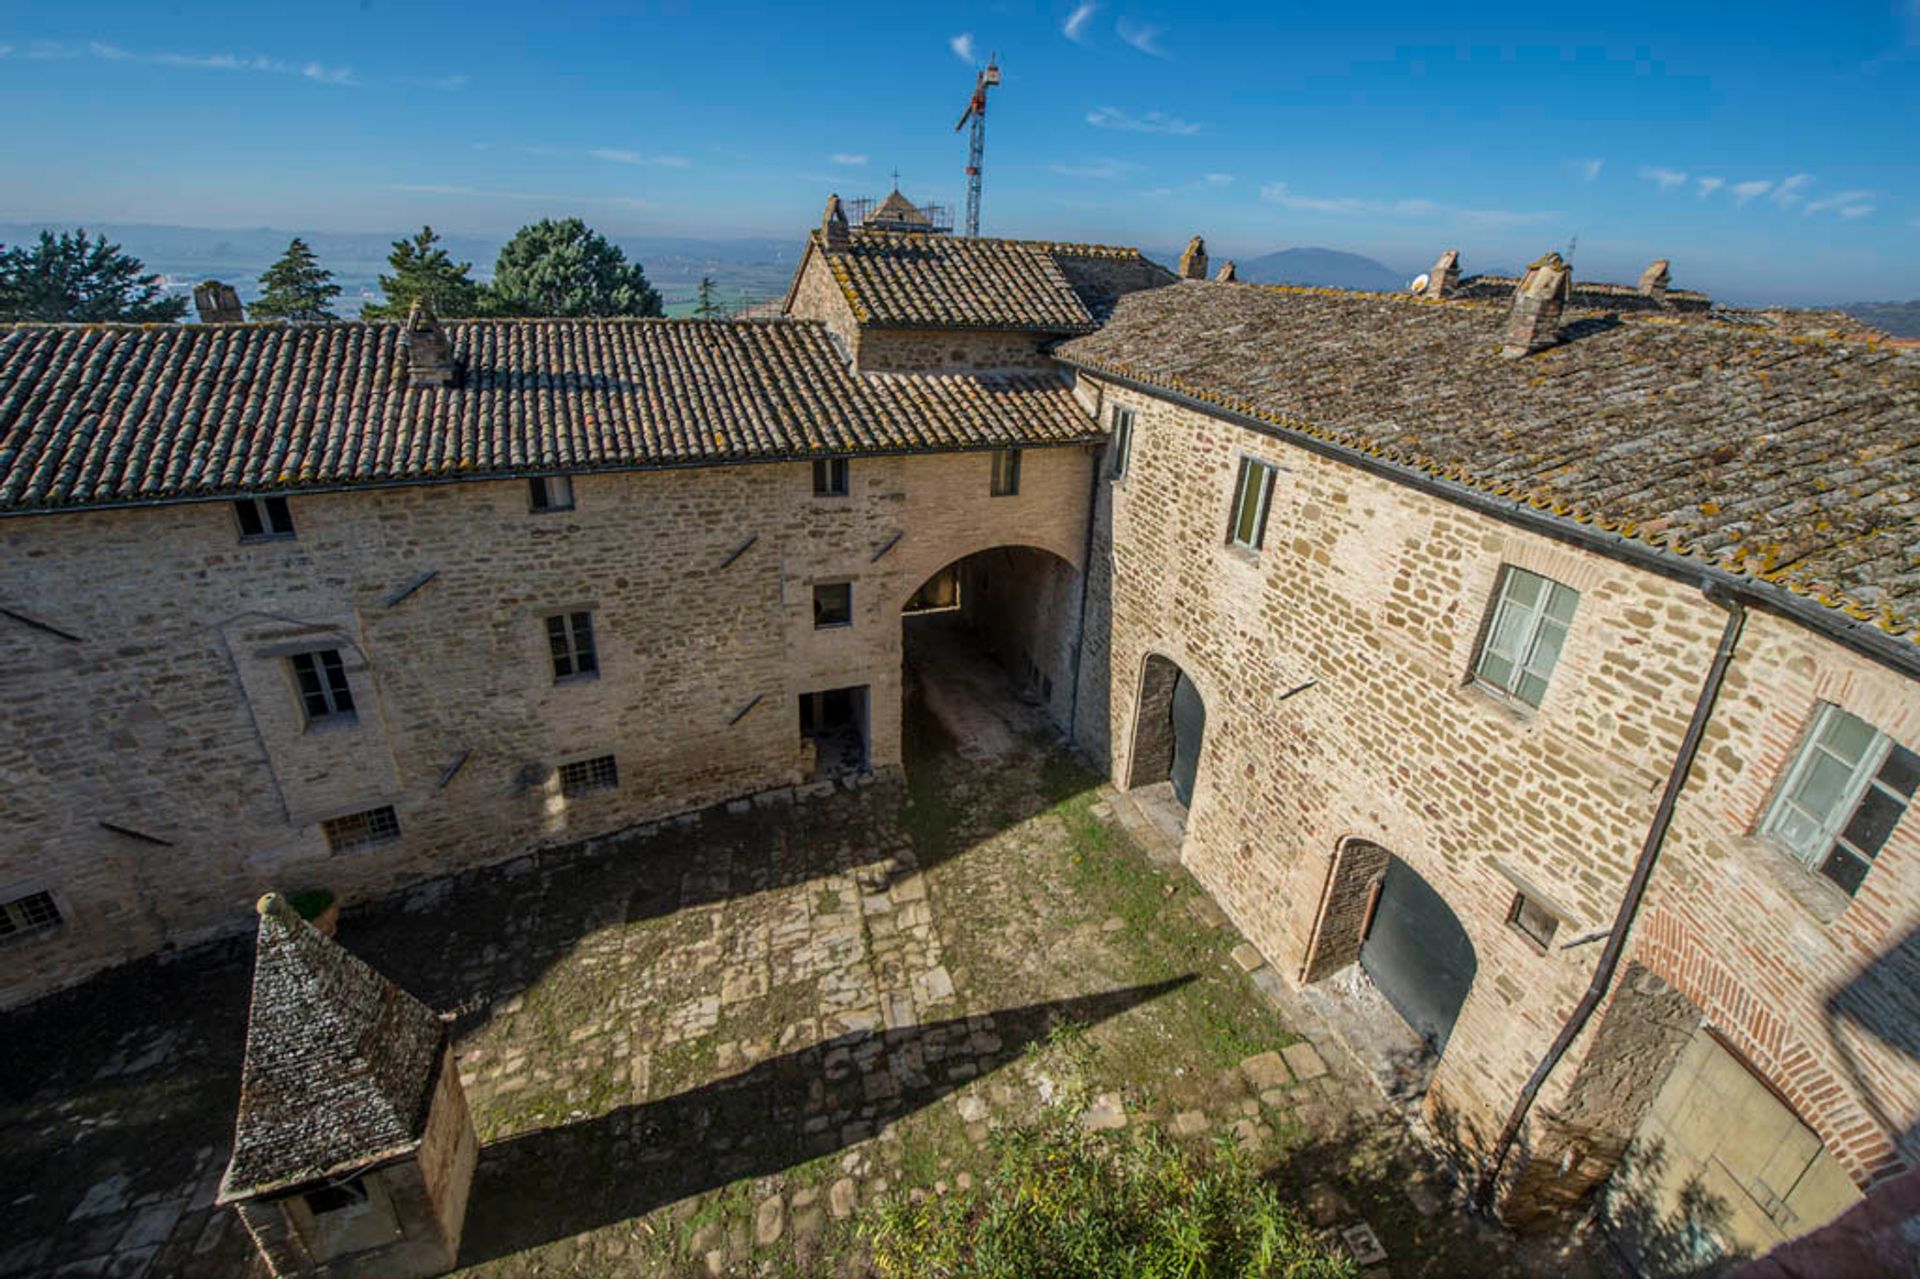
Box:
<box><xmin>693</xmin><ymin>274</ymin><xmax>722</xmax><ymax>319</ymax></box>
<box><xmin>0</xmin><ymin>229</ymin><xmax>188</xmax><ymax>323</ymax></box>
<box><xmin>251</xmin><ymin>238</ymin><xmax>342</xmax><ymax>322</ymax></box>
<box><xmin>485</xmin><ymin>217</ymin><xmax>663</xmax><ymax>318</ymax></box>
<box><xmin>362</xmin><ymin>226</ymin><xmax>482</xmax><ymax>320</ymax></box>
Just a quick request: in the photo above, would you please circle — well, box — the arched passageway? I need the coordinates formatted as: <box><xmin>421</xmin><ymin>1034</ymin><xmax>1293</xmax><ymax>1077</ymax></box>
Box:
<box><xmin>1127</xmin><ymin>654</ymin><xmax>1207</xmax><ymax>808</ymax></box>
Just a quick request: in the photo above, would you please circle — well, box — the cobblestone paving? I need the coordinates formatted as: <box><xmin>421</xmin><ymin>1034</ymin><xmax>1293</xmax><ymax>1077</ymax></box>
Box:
<box><xmin>0</xmin><ymin>630</ymin><xmax>1617</xmax><ymax>1278</ymax></box>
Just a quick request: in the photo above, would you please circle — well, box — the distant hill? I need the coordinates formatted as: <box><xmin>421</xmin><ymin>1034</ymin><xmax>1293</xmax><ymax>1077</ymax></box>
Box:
<box><xmin>1838</xmin><ymin>301</ymin><xmax>1920</xmax><ymax>339</ymax></box>
<box><xmin>1234</xmin><ymin>247</ymin><xmax>1410</xmax><ymax>293</ymax></box>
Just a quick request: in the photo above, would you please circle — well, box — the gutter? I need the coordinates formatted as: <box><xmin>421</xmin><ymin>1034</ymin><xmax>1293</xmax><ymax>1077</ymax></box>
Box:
<box><xmin>1058</xmin><ymin>359</ymin><xmax>1919</xmax><ymax>682</ymax></box>
<box><xmin>1470</xmin><ymin>591</ymin><xmax>1747</xmax><ymax>1213</ymax></box>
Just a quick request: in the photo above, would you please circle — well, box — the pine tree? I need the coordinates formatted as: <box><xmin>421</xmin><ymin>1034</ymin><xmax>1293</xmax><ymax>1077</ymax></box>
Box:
<box><xmin>485</xmin><ymin>218</ymin><xmax>663</xmax><ymax>318</ymax></box>
<box><xmin>362</xmin><ymin>226</ymin><xmax>481</xmax><ymax>320</ymax></box>
<box><xmin>0</xmin><ymin>229</ymin><xmax>188</xmax><ymax>323</ymax></box>
<box><xmin>693</xmin><ymin>275</ymin><xmax>722</xmax><ymax>320</ymax></box>
<box><xmin>251</xmin><ymin>238</ymin><xmax>342</xmax><ymax>322</ymax></box>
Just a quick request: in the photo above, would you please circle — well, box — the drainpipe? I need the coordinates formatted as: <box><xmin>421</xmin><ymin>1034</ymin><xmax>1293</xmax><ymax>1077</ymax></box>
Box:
<box><xmin>1471</xmin><ymin>587</ymin><xmax>1746</xmax><ymax>1214</ymax></box>
<box><xmin>1066</xmin><ymin>385</ymin><xmax>1108</xmax><ymax>744</ymax></box>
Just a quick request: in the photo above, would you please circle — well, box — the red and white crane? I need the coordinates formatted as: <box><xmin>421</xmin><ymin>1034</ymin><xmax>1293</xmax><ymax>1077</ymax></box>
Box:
<box><xmin>954</xmin><ymin>56</ymin><xmax>1001</xmax><ymax>238</ymax></box>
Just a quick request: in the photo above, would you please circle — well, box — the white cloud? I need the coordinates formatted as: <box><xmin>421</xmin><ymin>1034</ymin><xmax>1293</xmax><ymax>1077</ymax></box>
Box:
<box><xmin>1260</xmin><ymin>181</ymin><xmax>1554</xmax><ymax>228</ymax></box>
<box><xmin>0</xmin><ymin>44</ymin><xmax>13</xmax><ymax>58</ymax></box>
<box><xmin>301</xmin><ymin>61</ymin><xmax>356</xmax><ymax>85</ymax></box>
<box><xmin>1085</xmin><ymin>106</ymin><xmax>1200</xmax><ymax>135</ymax></box>
<box><xmin>1116</xmin><ymin>19</ymin><xmax>1168</xmax><ymax>57</ymax></box>
<box><xmin>1772</xmin><ymin>173</ymin><xmax>1814</xmax><ymax>207</ymax></box>
<box><xmin>950</xmin><ymin>32</ymin><xmax>976</xmax><ymax>62</ymax></box>
<box><xmin>589</xmin><ymin>148</ymin><xmax>689</xmax><ymax>168</ymax></box>
<box><xmin>1729</xmin><ymin>179</ymin><xmax>1772</xmax><ymax>205</ymax></box>
<box><xmin>1050</xmin><ymin>158</ymin><xmax>1138</xmax><ymax>181</ymax></box>
<box><xmin>40</xmin><ymin>39</ymin><xmax>458</xmax><ymax>88</ymax></box>
<box><xmin>830</xmin><ymin>153</ymin><xmax>868</xmax><ymax>167</ymax></box>
<box><xmin>1575</xmin><ymin>157</ymin><xmax>1604</xmax><ymax>182</ymax></box>
<box><xmin>401</xmin><ymin>73</ymin><xmax>469</xmax><ymax>91</ymax></box>
<box><xmin>1063</xmin><ymin>3</ymin><xmax>1097</xmax><ymax>42</ymax></box>
<box><xmin>1806</xmin><ymin>188</ymin><xmax>1874</xmax><ymax>215</ymax></box>
<box><xmin>1204</xmin><ymin>172</ymin><xmax>1233</xmax><ymax>185</ymax></box>
<box><xmin>1639</xmin><ymin>166</ymin><xmax>1689</xmax><ymax>191</ymax></box>
<box><xmin>1837</xmin><ymin>203</ymin><xmax>1876</xmax><ymax>219</ymax></box>
<box><xmin>1696</xmin><ymin>176</ymin><xmax>1724</xmax><ymax>198</ymax></box>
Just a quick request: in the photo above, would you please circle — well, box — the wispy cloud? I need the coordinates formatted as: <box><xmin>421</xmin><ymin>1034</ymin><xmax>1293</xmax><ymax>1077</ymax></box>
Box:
<box><xmin>1695</xmin><ymin>176</ymin><xmax>1724</xmax><ymax>198</ymax></box>
<box><xmin>1573</xmin><ymin>157</ymin><xmax>1604</xmax><ymax>183</ymax></box>
<box><xmin>391</xmin><ymin>183</ymin><xmax>653</xmax><ymax>211</ymax></box>
<box><xmin>22</xmin><ymin>38</ymin><xmax>463</xmax><ymax>89</ymax></box>
<box><xmin>1804</xmin><ymin>188</ymin><xmax>1873</xmax><ymax>216</ymax></box>
<box><xmin>1729</xmin><ymin>179</ymin><xmax>1771</xmax><ymax>205</ymax></box>
<box><xmin>1085</xmin><ymin>106</ymin><xmax>1200</xmax><ymax>135</ymax></box>
<box><xmin>1639</xmin><ymin>165</ymin><xmax>1689</xmax><ymax>191</ymax></box>
<box><xmin>949</xmin><ymin>32</ymin><xmax>976</xmax><ymax>62</ymax></box>
<box><xmin>1260</xmin><ymin>181</ymin><xmax>1554</xmax><ymax>228</ymax></box>
<box><xmin>399</xmin><ymin>73</ymin><xmax>469</xmax><ymax>91</ymax></box>
<box><xmin>1063</xmin><ymin>3</ymin><xmax>1097</xmax><ymax>42</ymax></box>
<box><xmin>1204</xmin><ymin>172</ymin><xmax>1233</xmax><ymax>185</ymax></box>
<box><xmin>589</xmin><ymin>147</ymin><xmax>690</xmax><ymax>168</ymax></box>
<box><xmin>1772</xmin><ymin>173</ymin><xmax>1814</xmax><ymax>208</ymax></box>
<box><xmin>830</xmin><ymin>153</ymin><xmax>868</xmax><ymax>167</ymax></box>
<box><xmin>1050</xmin><ymin>158</ymin><xmax>1139</xmax><ymax>181</ymax></box>
<box><xmin>1116</xmin><ymin>19</ymin><xmax>1168</xmax><ymax>57</ymax></box>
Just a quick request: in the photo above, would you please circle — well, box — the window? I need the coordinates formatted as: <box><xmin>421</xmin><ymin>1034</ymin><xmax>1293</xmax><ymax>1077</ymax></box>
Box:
<box><xmin>1472</xmin><ymin>566</ymin><xmax>1579</xmax><ymax>708</ymax></box>
<box><xmin>813</xmin><ymin>458</ymin><xmax>849</xmax><ymax>497</ymax></box>
<box><xmin>289</xmin><ymin>650</ymin><xmax>356</xmax><ymax>725</ymax></box>
<box><xmin>1110</xmin><ymin>406</ymin><xmax>1135</xmax><ymax>480</ymax></box>
<box><xmin>546</xmin><ymin>611</ymin><xmax>598</xmax><ymax>681</ymax></box>
<box><xmin>1227</xmin><ymin>457</ymin><xmax>1277</xmax><ymax>551</ymax></box>
<box><xmin>1508</xmin><ymin>893</ymin><xmax>1559</xmax><ymax>949</ymax></box>
<box><xmin>813</xmin><ymin>582</ymin><xmax>853</xmax><ymax>628</ymax></box>
<box><xmin>529</xmin><ymin>475</ymin><xmax>575</xmax><ymax>513</ymax></box>
<box><xmin>1763</xmin><ymin>705</ymin><xmax>1917</xmax><ymax>896</ymax></box>
<box><xmin>234</xmin><ymin>496</ymin><xmax>294</xmax><ymax>540</ymax></box>
<box><xmin>559</xmin><ymin>754</ymin><xmax>619</xmax><ymax>797</ymax></box>
<box><xmin>0</xmin><ymin>890</ymin><xmax>62</xmax><ymax>941</ymax></box>
<box><xmin>305</xmin><ymin>1179</ymin><xmax>370</xmax><ymax>1216</ymax></box>
<box><xmin>322</xmin><ymin>806</ymin><xmax>400</xmax><ymax>854</ymax></box>
<box><xmin>990</xmin><ymin>448</ymin><xmax>1022</xmax><ymax>497</ymax></box>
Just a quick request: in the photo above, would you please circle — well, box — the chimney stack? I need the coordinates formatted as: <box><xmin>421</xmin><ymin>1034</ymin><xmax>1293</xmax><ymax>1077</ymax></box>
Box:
<box><xmin>403</xmin><ymin>299</ymin><xmax>457</xmax><ymax>389</ymax></box>
<box><xmin>1500</xmin><ymin>253</ymin><xmax>1572</xmax><ymax>359</ymax></box>
<box><xmin>193</xmin><ymin>281</ymin><xmax>245</xmax><ymax>325</ymax></box>
<box><xmin>1421</xmin><ymin>250</ymin><xmax>1461</xmax><ymax>300</ymax></box>
<box><xmin>1179</xmin><ymin>236</ymin><xmax>1209</xmax><ymax>281</ymax></box>
<box><xmin>1214</xmin><ymin>260</ymin><xmax>1238</xmax><ymax>283</ymax></box>
<box><xmin>1638</xmin><ymin>259</ymin><xmax>1672</xmax><ymax>304</ymax></box>
<box><xmin>822</xmin><ymin>194</ymin><xmax>851</xmax><ymax>253</ymax></box>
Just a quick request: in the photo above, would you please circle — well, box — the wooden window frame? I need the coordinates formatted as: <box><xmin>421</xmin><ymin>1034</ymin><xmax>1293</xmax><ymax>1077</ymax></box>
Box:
<box><xmin>234</xmin><ymin>496</ymin><xmax>295</xmax><ymax>541</ymax></box>
<box><xmin>990</xmin><ymin>448</ymin><xmax>1022</xmax><ymax>498</ymax></box>
<box><xmin>288</xmin><ymin>649</ymin><xmax>357</xmax><ymax>726</ymax></box>
<box><xmin>1109</xmin><ymin>407</ymin><xmax>1135</xmax><ymax>481</ymax></box>
<box><xmin>1507</xmin><ymin>892</ymin><xmax>1560</xmax><ymax>951</ymax></box>
<box><xmin>1472</xmin><ymin>565</ymin><xmax>1579</xmax><ymax>709</ymax></box>
<box><xmin>529</xmin><ymin>475</ymin><xmax>576</xmax><ymax>513</ymax></box>
<box><xmin>546</xmin><ymin>610</ymin><xmax>599</xmax><ymax>682</ymax></box>
<box><xmin>1762</xmin><ymin>703</ymin><xmax>1916</xmax><ymax>897</ymax></box>
<box><xmin>812</xmin><ymin>458</ymin><xmax>850</xmax><ymax>497</ymax></box>
<box><xmin>813</xmin><ymin>582</ymin><xmax>853</xmax><ymax>629</ymax></box>
<box><xmin>1226</xmin><ymin>456</ymin><xmax>1277</xmax><ymax>551</ymax></box>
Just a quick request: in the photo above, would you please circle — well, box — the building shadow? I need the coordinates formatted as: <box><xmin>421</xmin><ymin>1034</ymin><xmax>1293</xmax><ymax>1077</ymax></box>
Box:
<box><xmin>455</xmin><ymin>977</ymin><xmax>1193</xmax><ymax>1266</ymax></box>
<box><xmin>1823</xmin><ymin>922</ymin><xmax>1920</xmax><ymax>1157</ymax></box>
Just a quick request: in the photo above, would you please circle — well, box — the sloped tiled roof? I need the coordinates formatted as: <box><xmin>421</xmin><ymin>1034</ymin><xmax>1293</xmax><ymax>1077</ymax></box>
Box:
<box><xmin>219</xmin><ymin>894</ymin><xmax>446</xmax><ymax>1199</ymax></box>
<box><xmin>1453</xmin><ymin>273</ymin><xmax>1713</xmax><ymax>313</ymax></box>
<box><xmin>0</xmin><ymin>317</ymin><xmax>1095</xmax><ymax>513</ymax></box>
<box><xmin>815</xmin><ymin>229</ymin><xmax>1149</xmax><ymax>332</ymax></box>
<box><xmin>1059</xmin><ymin>281</ymin><xmax>1920</xmax><ymax>643</ymax></box>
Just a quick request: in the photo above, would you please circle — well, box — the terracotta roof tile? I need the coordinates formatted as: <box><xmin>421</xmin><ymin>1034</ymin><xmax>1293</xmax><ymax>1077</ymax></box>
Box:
<box><xmin>819</xmin><ymin>229</ymin><xmax>1148</xmax><ymax>332</ymax></box>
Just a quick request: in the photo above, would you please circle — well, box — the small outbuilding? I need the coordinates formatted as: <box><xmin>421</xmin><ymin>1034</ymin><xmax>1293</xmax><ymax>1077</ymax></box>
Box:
<box><xmin>217</xmin><ymin>893</ymin><xmax>476</xmax><ymax>1278</ymax></box>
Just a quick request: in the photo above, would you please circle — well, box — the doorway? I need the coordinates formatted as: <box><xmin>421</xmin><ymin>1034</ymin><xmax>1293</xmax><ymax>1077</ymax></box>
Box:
<box><xmin>799</xmin><ymin>685</ymin><xmax>869</xmax><ymax>780</ymax></box>
<box><xmin>1359</xmin><ymin>857</ymin><xmax>1477</xmax><ymax>1054</ymax></box>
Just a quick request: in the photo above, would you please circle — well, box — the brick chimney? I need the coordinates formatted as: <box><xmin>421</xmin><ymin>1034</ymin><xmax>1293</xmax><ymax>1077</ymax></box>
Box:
<box><xmin>403</xmin><ymin>299</ymin><xmax>457</xmax><ymax>389</ymax></box>
<box><xmin>1421</xmin><ymin>250</ymin><xmax>1461</xmax><ymax>300</ymax></box>
<box><xmin>1179</xmin><ymin>236</ymin><xmax>1208</xmax><ymax>280</ymax></box>
<box><xmin>822</xmin><ymin>194</ymin><xmax>851</xmax><ymax>253</ymax></box>
<box><xmin>193</xmin><ymin>281</ymin><xmax>245</xmax><ymax>324</ymax></box>
<box><xmin>1500</xmin><ymin>253</ymin><xmax>1573</xmax><ymax>359</ymax></box>
<box><xmin>1214</xmin><ymin>260</ymin><xmax>1238</xmax><ymax>283</ymax></box>
<box><xmin>1638</xmin><ymin>259</ymin><xmax>1672</xmax><ymax>304</ymax></box>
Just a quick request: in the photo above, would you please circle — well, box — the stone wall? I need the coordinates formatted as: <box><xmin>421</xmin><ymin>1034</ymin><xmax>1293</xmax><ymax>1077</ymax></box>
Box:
<box><xmin>0</xmin><ymin>446</ymin><xmax>1093</xmax><ymax>1006</ymax></box>
<box><xmin>955</xmin><ymin>545</ymin><xmax>1084</xmax><ymax>729</ymax></box>
<box><xmin>1071</xmin><ymin>371</ymin><xmax>1920</xmax><ymax>1205</ymax></box>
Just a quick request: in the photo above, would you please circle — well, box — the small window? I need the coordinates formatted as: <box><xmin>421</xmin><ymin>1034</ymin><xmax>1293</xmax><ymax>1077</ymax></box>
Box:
<box><xmin>546</xmin><ymin>611</ymin><xmax>599</xmax><ymax>681</ymax></box>
<box><xmin>1110</xmin><ymin>407</ymin><xmax>1135</xmax><ymax>481</ymax></box>
<box><xmin>0</xmin><ymin>890</ymin><xmax>62</xmax><ymax>941</ymax></box>
<box><xmin>1473</xmin><ymin>566</ymin><xmax>1579</xmax><ymax>708</ymax></box>
<box><xmin>1763</xmin><ymin>705</ymin><xmax>1916</xmax><ymax>896</ymax></box>
<box><xmin>235</xmin><ymin>496</ymin><xmax>294</xmax><ymax>540</ymax></box>
<box><xmin>814</xmin><ymin>582</ymin><xmax>853</xmax><ymax>628</ymax></box>
<box><xmin>1508</xmin><ymin>893</ymin><xmax>1559</xmax><ymax>949</ymax></box>
<box><xmin>529</xmin><ymin>475</ymin><xmax>575</xmax><ymax>513</ymax></box>
<box><xmin>305</xmin><ymin>1179</ymin><xmax>370</xmax><ymax>1216</ymax></box>
<box><xmin>990</xmin><ymin>448</ymin><xmax>1022</xmax><ymax>497</ymax></box>
<box><xmin>323</xmin><ymin>806</ymin><xmax>400</xmax><ymax>854</ymax></box>
<box><xmin>559</xmin><ymin>754</ymin><xmax>619</xmax><ymax>797</ymax></box>
<box><xmin>1227</xmin><ymin>456</ymin><xmax>1277</xmax><ymax>551</ymax></box>
<box><xmin>813</xmin><ymin>458</ymin><xmax>849</xmax><ymax>497</ymax></box>
<box><xmin>289</xmin><ymin>650</ymin><xmax>356</xmax><ymax>725</ymax></box>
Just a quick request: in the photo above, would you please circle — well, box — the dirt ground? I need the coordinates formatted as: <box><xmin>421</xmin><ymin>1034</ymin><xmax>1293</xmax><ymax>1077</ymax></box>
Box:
<box><xmin>0</xmin><ymin>619</ymin><xmax>1623</xmax><ymax>1278</ymax></box>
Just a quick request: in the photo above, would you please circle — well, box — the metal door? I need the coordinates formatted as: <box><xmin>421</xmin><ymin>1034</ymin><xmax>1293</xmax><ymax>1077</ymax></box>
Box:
<box><xmin>1169</xmin><ymin>671</ymin><xmax>1205</xmax><ymax>807</ymax></box>
<box><xmin>1360</xmin><ymin>857</ymin><xmax>1476</xmax><ymax>1053</ymax></box>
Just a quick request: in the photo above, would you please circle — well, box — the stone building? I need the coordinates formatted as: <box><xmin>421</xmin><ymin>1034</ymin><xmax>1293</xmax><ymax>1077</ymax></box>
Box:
<box><xmin>1</xmin><ymin>211</ymin><xmax>1916</xmax><ymax>1264</ymax></box>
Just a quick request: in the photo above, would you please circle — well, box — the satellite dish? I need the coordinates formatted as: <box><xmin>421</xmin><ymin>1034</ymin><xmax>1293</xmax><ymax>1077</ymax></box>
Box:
<box><xmin>1410</xmin><ymin>273</ymin><xmax>1430</xmax><ymax>295</ymax></box>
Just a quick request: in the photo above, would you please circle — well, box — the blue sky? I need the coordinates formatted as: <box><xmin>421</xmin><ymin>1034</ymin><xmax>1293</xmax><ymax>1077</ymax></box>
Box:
<box><xmin>0</xmin><ymin>0</ymin><xmax>1916</xmax><ymax>303</ymax></box>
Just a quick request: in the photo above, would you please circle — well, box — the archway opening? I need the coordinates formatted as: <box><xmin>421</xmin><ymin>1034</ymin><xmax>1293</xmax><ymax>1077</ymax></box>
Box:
<box><xmin>1359</xmin><ymin>855</ymin><xmax>1477</xmax><ymax>1055</ymax></box>
<box><xmin>1125</xmin><ymin>654</ymin><xmax>1207</xmax><ymax>842</ymax></box>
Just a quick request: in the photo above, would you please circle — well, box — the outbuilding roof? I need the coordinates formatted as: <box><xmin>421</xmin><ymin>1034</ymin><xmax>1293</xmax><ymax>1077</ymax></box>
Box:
<box><xmin>1058</xmin><ymin>280</ymin><xmax>1920</xmax><ymax>644</ymax></box>
<box><xmin>219</xmin><ymin>894</ymin><xmax>446</xmax><ymax>1201</ymax></box>
<box><xmin>0</xmin><ymin>317</ymin><xmax>1095</xmax><ymax>513</ymax></box>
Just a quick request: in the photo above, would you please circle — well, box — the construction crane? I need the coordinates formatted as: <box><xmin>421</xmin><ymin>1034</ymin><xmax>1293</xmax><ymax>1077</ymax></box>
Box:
<box><xmin>954</xmin><ymin>56</ymin><xmax>1001</xmax><ymax>238</ymax></box>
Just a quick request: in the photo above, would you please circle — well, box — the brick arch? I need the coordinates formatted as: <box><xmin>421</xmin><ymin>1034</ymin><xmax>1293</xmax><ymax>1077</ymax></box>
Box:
<box><xmin>891</xmin><ymin>533</ymin><xmax>1083</xmax><ymax>614</ymax></box>
<box><xmin>1120</xmin><ymin>647</ymin><xmax>1224</xmax><ymax>794</ymax></box>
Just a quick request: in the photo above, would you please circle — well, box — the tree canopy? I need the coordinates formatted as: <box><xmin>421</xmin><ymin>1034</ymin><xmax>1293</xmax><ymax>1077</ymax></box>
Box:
<box><xmin>251</xmin><ymin>238</ymin><xmax>342</xmax><ymax>322</ymax></box>
<box><xmin>694</xmin><ymin>275</ymin><xmax>722</xmax><ymax>319</ymax></box>
<box><xmin>486</xmin><ymin>217</ymin><xmax>663</xmax><ymax>318</ymax></box>
<box><xmin>362</xmin><ymin>226</ymin><xmax>482</xmax><ymax>320</ymax></box>
<box><xmin>0</xmin><ymin>229</ymin><xmax>188</xmax><ymax>324</ymax></box>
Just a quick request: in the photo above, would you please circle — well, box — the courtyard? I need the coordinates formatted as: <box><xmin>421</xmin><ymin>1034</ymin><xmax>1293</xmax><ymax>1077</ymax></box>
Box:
<box><xmin>1</xmin><ymin>621</ymin><xmax>1614</xmax><ymax>1278</ymax></box>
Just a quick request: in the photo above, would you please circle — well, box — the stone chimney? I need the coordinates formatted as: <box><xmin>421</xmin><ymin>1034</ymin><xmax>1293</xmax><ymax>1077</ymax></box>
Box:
<box><xmin>1500</xmin><ymin>252</ymin><xmax>1573</xmax><ymax>359</ymax></box>
<box><xmin>193</xmin><ymin>281</ymin><xmax>245</xmax><ymax>324</ymax></box>
<box><xmin>822</xmin><ymin>194</ymin><xmax>851</xmax><ymax>254</ymax></box>
<box><xmin>403</xmin><ymin>299</ymin><xmax>457</xmax><ymax>389</ymax></box>
<box><xmin>1421</xmin><ymin>250</ymin><xmax>1461</xmax><ymax>300</ymax></box>
<box><xmin>1638</xmin><ymin>259</ymin><xmax>1672</xmax><ymax>304</ymax></box>
<box><xmin>1214</xmin><ymin>260</ymin><xmax>1238</xmax><ymax>283</ymax></box>
<box><xmin>1179</xmin><ymin>236</ymin><xmax>1209</xmax><ymax>280</ymax></box>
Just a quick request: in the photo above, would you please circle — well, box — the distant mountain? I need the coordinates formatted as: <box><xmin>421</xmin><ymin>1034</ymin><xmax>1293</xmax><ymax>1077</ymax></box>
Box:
<box><xmin>1233</xmin><ymin>247</ymin><xmax>1410</xmax><ymax>293</ymax></box>
<box><xmin>1837</xmin><ymin>301</ymin><xmax>1920</xmax><ymax>339</ymax></box>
